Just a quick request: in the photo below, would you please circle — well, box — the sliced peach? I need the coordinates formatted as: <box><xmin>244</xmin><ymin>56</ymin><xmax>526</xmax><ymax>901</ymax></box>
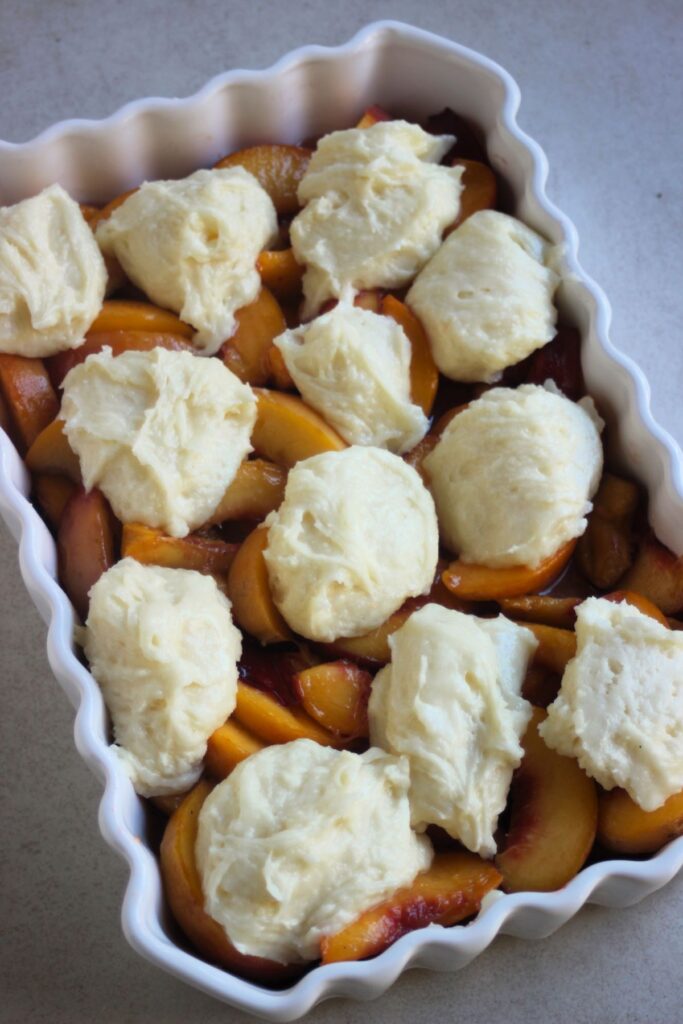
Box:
<box><xmin>219</xmin><ymin>288</ymin><xmax>286</xmax><ymax>386</ymax></box>
<box><xmin>25</xmin><ymin>418</ymin><xmax>81</xmax><ymax>483</ymax></box>
<box><xmin>207</xmin><ymin>459</ymin><xmax>286</xmax><ymax>525</ymax></box>
<box><xmin>576</xmin><ymin>473</ymin><xmax>640</xmax><ymax>589</ymax></box>
<box><xmin>226</xmin><ymin>525</ymin><xmax>290</xmax><ymax>644</ymax></box>
<box><xmin>403</xmin><ymin>432</ymin><xmax>440</xmax><ymax>481</ymax></box>
<box><xmin>266</xmin><ymin>344</ymin><xmax>295</xmax><ymax>390</ymax></box>
<box><xmin>88</xmin><ymin>299</ymin><xmax>195</xmax><ymax>338</ymax></box>
<box><xmin>234</xmin><ymin>682</ymin><xmax>339</xmax><ymax>747</ymax></box>
<box><xmin>0</xmin><ymin>354</ymin><xmax>60</xmax><ymax>452</ymax></box>
<box><xmin>58</xmin><ymin>487</ymin><xmax>116</xmax><ymax>619</ymax></box>
<box><xmin>355</xmin><ymin>105</ymin><xmax>392</xmax><ymax>129</ymax></box>
<box><xmin>452</xmin><ymin>159</ymin><xmax>497</xmax><ymax>229</ymax></box>
<box><xmin>442</xmin><ymin>541</ymin><xmax>575</xmax><ymax>602</ymax></box>
<box><xmin>499</xmin><ymin>595</ymin><xmax>581</xmax><ymax>630</ymax></box>
<box><xmin>79</xmin><ymin>203</ymin><xmax>100</xmax><ymax>224</ymax></box>
<box><xmin>251</xmin><ymin>389</ymin><xmax>346</xmax><ymax>468</ymax></box>
<box><xmin>293</xmin><ymin>661</ymin><xmax>372</xmax><ymax>738</ymax></box>
<box><xmin>47</xmin><ymin>329</ymin><xmax>192</xmax><ymax>389</ymax></box>
<box><xmin>495</xmin><ymin>707</ymin><xmax>598</xmax><ymax>892</ymax></box>
<box><xmin>205</xmin><ymin>719</ymin><xmax>265</xmax><ymax>780</ymax></box>
<box><xmin>256</xmin><ymin>249</ymin><xmax>304</xmax><ymax>300</ymax></box>
<box><xmin>521</xmin><ymin>622</ymin><xmax>577</xmax><ymax>675</ymax></box>
<box><xmin>215</xmin><ymin>144</ymin><xmax>312</xmax><ymax>216</ymax></box>
<box><xmin>619</xmin><ymin>531</ymin><xmax>683</xmax><ymax>615</ymax></box>
<box><xmin>381</xmin><ymin>295</ymin><xmax>438</xmax><ymax>416</ymax></box>
<box><xmin>121</xmin><ymin>522</ymin><xmax>237</xmax><ymax>575</ymax></box>
<box><xmin>602</xmin><ymin>589</ymin><xmax>670</xmax><ymax>627</ymax></box>
<box><xmin>151</xmin><ymin>792</ymin><xmax>188</xmax><ymax>816</ymax></box>
<box><xmin>160</xmin><ymin>780</ymin><xmax>299</xmax><ymax>981</ymax></box>
<box><xmin>321</xmin><ymin>852</ymin><xmax>501</xmax><ymax>964</ymax></box>
<box><xmin>521</xmin><ymin>664</ymin><xmax>560</xmax><ymax>709</ymax></box>
<box><xmin>598</xmin><ymin>787</ymin><xmax>683</xmax><ymax>855</ymax></box>
<box><xmin>32</xmin><ymin>474</ymin><xmax>77</xmax><ymax>531</ymax></box>
<box><xmin>86</xmin><ymin>187</ymin><xmax>138</xmax><ymax>230</ymax></box>
<box><xmin>324</xmin><ymin>606</ymin><xmax>414</xmax><ymax>666</ymax></box>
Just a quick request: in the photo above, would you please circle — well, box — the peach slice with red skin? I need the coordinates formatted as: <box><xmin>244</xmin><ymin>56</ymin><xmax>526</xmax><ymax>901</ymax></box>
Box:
<box><xmin>251</xmin><ymin>389</ymin><xmax>346</xmax><ymax>468</ymax></box>
<box><xmin>256</xmin><ymin>249</ymin><xmax>304</xmax><ymax>301</ymax></box>
<box><xmin>321</xmin><ymin>852</ymin><xmax>501</xmax><ymax>964</ymax></box>
<box><xmin>160</xmin><ymin>780</ymin><xmax>299</xmax><ymax>982</ymax></box>
<box><xmin>207</xmin><ymin>459</ymin><xmax>286</xmax><ymax>525</ymax></box>
<box><xmin>121</xmin><ymin>522</ymin><xmax>238</xmax><ymax>575</ymax></box>
<box><xmin>619</xmin><ymin>531</ymin><xmax>683</xmax><ymax>616</ymax></box>
<box><xmin>205</xmin><ymin>719</ymin><xmax>265</xmax><ymax>780</ymax></box>
<box><xmin>226</xmin><ymin>525</ymin><xmax>291</xmax><ymax>644</ymax></box>
<box><xmin>32</xmin><ymin>474</ymin><xmax>77</xmax><ymax>531</ymax></box>
<box><xmin>293</xmin><ymin>661</ymin><xmax>372</xmax><ymax>738</ymax></box>
<box><xmin>495</xmin><ymin>707</ymin><xmax>598</xmax><ymax>892</ymax></box>
<box><xmin>234</xmin><ymin>682</ymin><xmax>340</xmax><ymax>747</ymax></box>
<box><xmin>442</xmin><ymin>540</ymin><xmax>575</xmax><ymax>602</ymax></box>
<box><xmin>0</xmin><ymin>354</ymin><xmax>60</xmax><ymax>452</ymax></box>
<box><xmin>576</xmin><ymin>472</ymin><xmax>640</xmax><ymax>589</ymax></box>
<box><xmin>88</xmin><ymin>299</ymin><xmax>195</xmax><ymax>338</ymax></box>
<box><xmin>57</xmin><ymin>487</ymin><xmax>117</xmax><ymax>619</ymax></box>
<box><xmin>451</xmin><ymin>159</ymin><xmax>497</xmax><ymax>229</ymax></box>
<box><xmin>219</xmin><ymin>287</ymin><xmax>286</xmax><ymax>387</ymax></box>
<box><xmin>214</xmin><ymin>144</ymin><xmax>312</xmax><ymax>216</ymax></box>
<box><xmin>47</xmin><ymin>330</ymin><xmax>192</xmax><ymax>389</ymax></box>
<box><xmin>598</xmin><ymin>787</ymin><xmax>683</xmax><ymax>855</ymax></box>
<box><xmin>25</xmin><ymin>418</ymin><xmax>81</xmax><ymax>482</ymax></box>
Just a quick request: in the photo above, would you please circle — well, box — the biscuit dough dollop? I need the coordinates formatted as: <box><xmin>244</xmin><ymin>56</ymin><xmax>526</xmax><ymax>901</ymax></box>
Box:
<box><xmin>0</xmin><ymin>184</ymin><xmax>106</xmax><ymax>356</ymax></box>
<box><xmin>85</xmin><ymin>558</ymin><xmax>241</xmax><ymax>797</ymax></box>
<box><xmin>369</xmin><ymin>604</ymin><xmax>536</xmax><ymax>856</ymax></box>
<box><xmin>96</xmin><ymin>167</ymin><xmax>278</xmax><ymax>353</ymax></box>
<box><xmin>195</xmin><ymin>739</ymin><xmax>432</xmax><ymax>963</ymax></box>
<box><xmin>62</xmin><ymin>347</ymin><xmax>256</xmax><ymax>537</ymax></box>
<box><xmin>264</xmin><ymin>446</ymin><xmax>439</xmax><ymax>641</ymax></box>
<box><xmin>424</xmin><ymin>384</ymin><xmax>604</xmax><ymax>568</ymax></box>
<box><xmin>291</xmin><ymin>121</ymin><xmax>462</xmax><ymax>317</ymax></box>
<box><xmin>407</xmin><ymin>210</ymin><xmax>558</xmax><ymax>382</ymax></box>
<box><xmin>540</xmin><ymin>597</ymin><xmax>683</xmax><ymax>810</ymax></box>
<box><xmin>273</xmin><ymin>301</ymin><xmax>428</xmax><ymax>453</ymax></box>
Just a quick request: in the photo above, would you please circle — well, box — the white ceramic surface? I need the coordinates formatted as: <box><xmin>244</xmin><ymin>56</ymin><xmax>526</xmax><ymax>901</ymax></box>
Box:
<box><xmin>0</xmin><ymin>20</ymin><xmax>682</xmax><ymax>1022</ymax></box>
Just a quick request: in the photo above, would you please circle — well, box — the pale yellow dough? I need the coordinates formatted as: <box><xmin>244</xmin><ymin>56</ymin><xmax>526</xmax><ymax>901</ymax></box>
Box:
<box><xmin>96</xmin><ymin>167</ymin><xmax>277</xmax><ymax>353</ymax></box>
<box><xmin>290</xmin><ymin>120</ymin><xmax>462</xmax><ymax>317</ymax></box>
<box><xmin>195</xmin><ymin>739</ymin><xmax>432</xmax><ymax>963</ymax></box>
<box><xmin>540</xmin><ymin>597</ymin><xmax>683</xmax><ymax>810</ymax></box>
<box><xmin>85</xmin><ymin>559</ymin><xmax>241</xmax><ymax>797</ymax></box>
<box><xmin>423</xmin><ymin>384</ymin><xmax>604</xmax><ymax>568</ymax></box>
<box><xmin>369</xmin><ymin>604</ymin><xmax>536</xmax><ymax>857</ymax></box>
<box><xmin>61</xmin><ymin>347</ymin><xmax>256</xmax><ymax>537</ymax></box>
<box><xmin>407</xmin><ymin>210</ymin><xmax>558</xmax><ymax>382</ymax></box>
<box><xmin>0</xmin><ymin>184</ymin><xmax>106</xmax><ymax>357</ymax></box>
<box><xmin>273</xmin><ymin>301</ymin><xmax>428</xmax><ymax>453</ymax></box>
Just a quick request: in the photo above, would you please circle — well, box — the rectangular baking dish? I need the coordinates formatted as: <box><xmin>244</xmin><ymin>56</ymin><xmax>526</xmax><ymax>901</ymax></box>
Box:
<box><xmin>0</xmin><ymin>20</ymin><xmax>682</xmax><ymax>1022</ymax></box>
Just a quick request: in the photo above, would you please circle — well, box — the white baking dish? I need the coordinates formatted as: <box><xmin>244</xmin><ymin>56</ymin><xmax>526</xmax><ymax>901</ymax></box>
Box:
<box><xmin>0</xmin><ymin>20</ymin><xmax>682</xmax><ymax>1021</ymax></box>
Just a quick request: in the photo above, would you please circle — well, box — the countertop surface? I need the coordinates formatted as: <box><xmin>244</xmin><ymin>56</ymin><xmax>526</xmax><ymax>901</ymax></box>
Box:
<box><xmin>1</xmin><ymin>2</ymin><xmax>682</xmax><ymax>1022</ymax></box>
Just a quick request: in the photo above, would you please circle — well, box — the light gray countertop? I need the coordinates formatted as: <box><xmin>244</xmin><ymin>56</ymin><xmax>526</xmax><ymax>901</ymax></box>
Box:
<box><xmin>1</xmin><ymin>2</ymin><xmax>682</xmax><ymax>1022</ymax></box>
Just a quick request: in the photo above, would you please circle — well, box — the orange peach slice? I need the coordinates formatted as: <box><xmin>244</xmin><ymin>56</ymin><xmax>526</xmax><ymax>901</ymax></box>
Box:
<box><xmin>219</xmin><ymin>288</ymin><xmax>286</xmax><ymax>386</ymax></box>
<box><xmin>58</xmin><ymin>487</ymin><xmax>116</xmax><ymax>619</ymax></box>
<box><xmin>598</xmin><ymin>787</ymin><xmax>683</xmax><ymax>855</ymax></box>
<box><xmin>381</xmin><ymin>295</ymin><xmax>438</xmax><ymax>416</ymax></box>
<box><xmin>499</xmin><ymin>595</ymin><xmax>581</xmax><ymax>630</ymax></box>
<box><xmin>234</xmin><ymin>682</ymin><xmax>340</xmax><ymax>747</ymax></box>
<box><xmin>25</xmin><ymin>418</ymin><xmax>81</xmax><ymax>483</ymax></box>
<box><xmin>602</xmin><ymin>589</ymin><xmax>670</xmax><ymax>627</ymax></box>
<box><xmin>79</xmin><ymin>203</ymin><xmax>100</xmax><ymax>223</ymax></box>
<box><xmin>442</xmin><ymin>541</ymin><xmax>575</xmax><ymax>601</ymax></box>
<box><xmin>226</xmin><ymin>525</ymin><xmax>290</xmax><ymax>644</ymax></box>
<box><xmin>160</xmin><ymin>780</ymin><xmax>299</xmax><ymax>981</ymax></box>
<box><xmin>47</xmin><ymin>329</ymin><xmax>192</xmax><ymax>389</ymax></box>
<box><xmin>89</xmin><ymin>300</ymin><xmax>195</xmax><ymax>338</ymax></box>
<box><xmin>495</xmin><ymin>707</ymin><xmax>598</xmax><ymax>892</ymax></box>
<box><xmin>321</xmin><ymin>852</ymin><xmax>501</xmax><ymax>964</ymax></box>
<box><xmin>521</xmin><ymin>622</ymin><xmax>577</xmax><ymax>675</ymax></box>
<box><xmin>121</xmin><ymin>523</ymin><xmax>237</xmax><ymax>575</ymax></box>
<box><xmin>576</xmin><ymin>473</ymin><xmax>640</xmax><ymax>589</ymax></box>
<box><xmin>293</xmin><ymin>661</ymin><xmax>372</xmax><ymax>738</ymax></box>
<box><xmin>215</xmin><ymin>144</ymin><xmax>312</xmax><ymax>216</ymax></box>
<box><xmin>355</xmin><ymin>106</ymin><xmax>392</xmax><ymax>129</ymax></box>
<box><xmin>32</xmin><ymin>474</ymin><xmax>77</xmax><ymax>531</ymax></box>
<box><xmin>451</xmin><ymin>159</ymin><xmax>497</xmax><ymax>229</ymax></box>
<box><xmin>207</xmin><ymin>459</ymin><xmax>286</xmax><ymax>525</ymax></box>
<box><xmin>205</xmin><ymin>719</ymin><xmax>265</xmax><ymax>780</ymax></box>
<box><xmin>619</xmin><ymin>531</ymin><xmax>683</xmax><ymax>616</ymax></box>
<box><xmin>324</xmin><ymin>606</ymin><xmax>414</xmax><ymax>666</ymax></box>
<box><xmin>256</xmin><ymin>249</ymin><xmax>304</xmax><ymax>300</ymax></box>
<box><xmin>266</xmin><ymin>344</ymin><xmax>295</xmax><ymax>390</ymax></box>
<box><xmin>251</xmin><ymin>389</ymin><xmax>346</xmax><ymax>468</ymax></box>
<box><xmin>0</xmin><ymin>354</ymin><xmax>60</xmax><ymax>452</ymax></box>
